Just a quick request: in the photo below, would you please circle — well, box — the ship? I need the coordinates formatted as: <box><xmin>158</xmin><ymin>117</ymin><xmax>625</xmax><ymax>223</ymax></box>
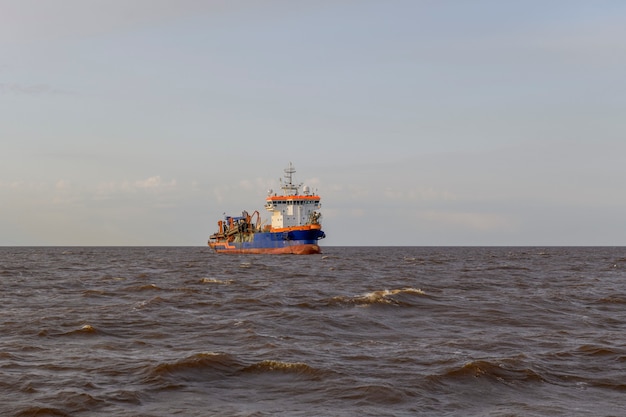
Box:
<box><xmin>208</xmin><ymin>163</ymin><xmax>326</xmax><ymax>254</ymax></box>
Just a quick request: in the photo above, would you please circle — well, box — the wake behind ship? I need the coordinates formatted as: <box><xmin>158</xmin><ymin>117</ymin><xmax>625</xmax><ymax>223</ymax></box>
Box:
<box><xmin>208</xmin><ymin>163</ymin><xmax>326</xmax><ymax>254</ymax></box>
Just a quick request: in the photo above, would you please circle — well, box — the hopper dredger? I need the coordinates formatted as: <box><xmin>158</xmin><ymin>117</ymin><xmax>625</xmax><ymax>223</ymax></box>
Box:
<box><xmin>208</xmin><ymin>163</ymin><xmax>326</xmax><ymax>254</ymax></box>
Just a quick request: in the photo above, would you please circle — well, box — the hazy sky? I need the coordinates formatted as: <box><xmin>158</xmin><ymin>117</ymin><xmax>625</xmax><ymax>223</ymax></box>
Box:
<box><xmin>2</xmin><ymin>0</ymin><xmax>626</xmax><ymax>246</ymax></box>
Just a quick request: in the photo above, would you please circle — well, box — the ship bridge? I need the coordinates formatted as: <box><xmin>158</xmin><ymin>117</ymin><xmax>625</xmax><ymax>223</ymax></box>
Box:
<box><xmin>264</xmin><ymin>163</ymin><xmax>322</xmax><ymax>231</ymax></box>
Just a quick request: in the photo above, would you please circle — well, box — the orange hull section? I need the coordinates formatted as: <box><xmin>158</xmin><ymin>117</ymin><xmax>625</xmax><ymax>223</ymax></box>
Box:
<box><xmin>211</xmin><ymin>243</ymin><xmax>321</xmax><ymax>255</ymax></box>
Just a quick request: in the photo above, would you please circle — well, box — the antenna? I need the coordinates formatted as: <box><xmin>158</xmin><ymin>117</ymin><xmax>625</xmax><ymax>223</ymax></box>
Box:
<box><xmin>284</xmin><ymin>162</ymin><xmax>295</xmax><ymax>183</ymax></box>
<box><xmin>280</xmin><ymin>162</ymin><xmax>301</xmax><ymax>195</ymax></box>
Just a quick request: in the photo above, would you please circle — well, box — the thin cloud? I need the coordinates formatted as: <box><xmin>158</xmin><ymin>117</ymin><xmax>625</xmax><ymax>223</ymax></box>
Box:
<box><xmin>55</xmin><ymin>180</ymin><xmax>71</xmax><ymax>190</ymax></box>
<box><xmin>0</xmin><ymin>180</ymin><xmax>46</xmax><ymax>191</ymax></box>
<box><xmin>0</xmin><ymin>83</ymin><xmax>72</xmax><ymax>96</ymax></box>
<box><xmin>0</xmin><ymin>83</ymin><xmax>49</xmax><ymax>95</ymax></box>
<box><xmin>134</xmin><ymin>176</ymin><xmax>176</xmax><ymax>190</ymax></box>
<box><xmin>384</xmin><ymin>186</ymin><xmax>456</xmax><ymax>202</ymax></box>
<box><xmin>95</xmin><ymin>176</ymin><xmax>177</xmax><ymax>199</ymax></box>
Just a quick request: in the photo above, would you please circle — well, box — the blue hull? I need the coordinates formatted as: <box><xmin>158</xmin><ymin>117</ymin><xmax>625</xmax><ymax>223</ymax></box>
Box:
<box><xmin>210</xmin><ymin>229</ymin><xmax>325</xmax><ymax>254</ymax></box>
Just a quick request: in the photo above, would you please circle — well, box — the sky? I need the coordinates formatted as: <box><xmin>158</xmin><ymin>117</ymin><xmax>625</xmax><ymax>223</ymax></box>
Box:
<box><xmin>1</xmin><ymin>0</ymin><xmax>626</xmax><ymax>246</ymax></box>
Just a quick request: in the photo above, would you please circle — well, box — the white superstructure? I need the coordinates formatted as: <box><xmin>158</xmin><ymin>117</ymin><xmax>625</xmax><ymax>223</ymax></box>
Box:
<box><xmin>264</xmin><ymin>163</ymin><xmax>322</xmax><ymax>230</ymax></box>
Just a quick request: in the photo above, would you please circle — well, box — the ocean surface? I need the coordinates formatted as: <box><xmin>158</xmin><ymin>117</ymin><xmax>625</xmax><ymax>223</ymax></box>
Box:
<box><xmin>1</xmin><ymin>246</ymin><xmax>626</xmax><ymax>417</ymax></box>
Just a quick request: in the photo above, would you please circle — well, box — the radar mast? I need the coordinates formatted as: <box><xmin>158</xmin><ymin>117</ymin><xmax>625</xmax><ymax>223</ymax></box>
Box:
<box><xmin>280</xmin><ymin>162</ymin><xmax>301</xmax><ymax>195</ymax></box>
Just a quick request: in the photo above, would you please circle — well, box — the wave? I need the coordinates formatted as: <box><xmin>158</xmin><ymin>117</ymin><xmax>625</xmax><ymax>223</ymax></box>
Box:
<box><xmin>133</xmin><ymin>296</ymin><xmax>168</xmax><ymax>309</ymax></box>
<box><xmin>575</xmin><ymin>344</ymin><xmax>624</xmax><ymax>357</ymax></box>
<box><xmin>597</xmin><ymin>294</ymin><xmax>626</xmax><ymax>304</ymax></box>
<box><xmin>430</xmin><ymin>358</ymin><xmax>545</xmax><ymax>386</ymax></box>
<box><xmin>337</xmin><ymin>383</ymin><xmax>407</xmax><ymax>405</ymax></box>
<box><xmin>431</xmin><ymin>355</ymin><xmax>626</xmax><ymax>393</ymax></box>
<box><xmin>242</xmin><ymin>360</ymin><xmax>325</xmax><ymax>379</ymax></box>
<box><xmin>0</xmin><ymin>351</ymin><xmax>18</xmax><ymax>360</ymax></box>
<box><xmin>427</xmin><ymin>341</ymin><xmax>626</xmax><ymax>395</ymax></box>
<box><xmin>553</xmin><ymin>344</ymin><xmax>626</xmax><ymax>363</ymax></box>
<box><xmin>39</xmin><ymin>323</ymin><xmax>130</xmax><ymax>339</ymax></box>
<box><xmin>14</xmin><ymin>407</ymin><xmax>70</xmax><ymax>417</ymax></box>
<box><xmin>107</xmin><ymin>389</ymin><xmax>142</xmax><ymax>405</ymax></box>
<box><xmin>145</xmin><ymin>352</ymin><xmax>242</xmax><ymax>384</ymax></box>
<box><xmin>124</xmin><ymin>283</ymin><xmax>162</xmax><ymax>292</ymax></box>
<box><xmin>201</xmin><ymin>277</ymin><xmax>233</xmax><ymax>285</ymax></box>
<box><xmin>38</xmin><ymin>324</ymin><xmax>100</xmax><ymax>338</ymax></box>
<box><xmin>77</xmin><ymin>324</ymin><xmax>97</xmax><ymax>334</ymax></box>
<box><xmin>81</xmin><ymin>289</ymin><xmax>111</xmax><ymax>297</ymax></box>
<box><xmin>591</xmin><ymin>382</ymin><xmax>626</xmax><ymax>392</ymax></box>
<box><xmin>330</xmin><ymin>287</ymin><xmax>426</xmax><ymax>307</ymax></box>
<box><xmin>145</xmin><ymin>353</ymin><xmax>327</xmax><ymax>387</ymax></box>
<box><xmin>13</xmin><ymin>390</ymin><xmax>104</xmax><ymax>416</ymax></box>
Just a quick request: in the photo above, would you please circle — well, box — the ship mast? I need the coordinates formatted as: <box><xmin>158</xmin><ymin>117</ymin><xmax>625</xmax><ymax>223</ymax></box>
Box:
<box><xmin>280</xmin><ymin>162</ymin><xmax>301</xmax><ymax>196</ymax></box>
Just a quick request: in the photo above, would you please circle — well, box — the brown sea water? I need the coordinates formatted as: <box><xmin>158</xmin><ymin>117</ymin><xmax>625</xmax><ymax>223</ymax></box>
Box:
<box><xmin>1</xmin><ymin>246</ymin><xmax>625</xmax><ymax>416</ymax></box>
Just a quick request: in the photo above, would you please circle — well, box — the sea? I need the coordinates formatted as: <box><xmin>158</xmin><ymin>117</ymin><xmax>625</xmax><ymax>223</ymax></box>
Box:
<box><xmin>1</xmin><ymin>246</ymin><xmax>625</xmax><ymax>417</ymax></box>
